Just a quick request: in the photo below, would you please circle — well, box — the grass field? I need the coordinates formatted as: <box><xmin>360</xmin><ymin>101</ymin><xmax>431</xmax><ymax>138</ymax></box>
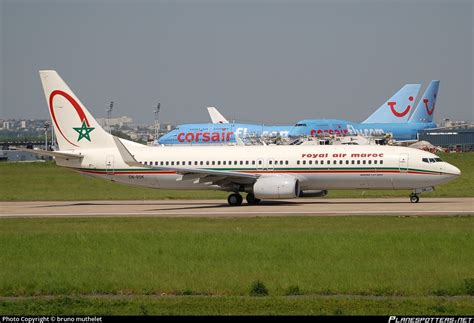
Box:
<box><xmin>0</xmin><ymin>152</ymin><xmax>472</xmax><ymax>201</ymax></box>
<box><xmin>1</xmin><ymin>216</ymin><xmax>473</xmax><ymax>315</ymax></box>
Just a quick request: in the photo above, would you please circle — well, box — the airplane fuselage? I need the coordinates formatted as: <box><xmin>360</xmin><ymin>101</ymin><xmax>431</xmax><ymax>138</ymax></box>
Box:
<box><xmin>62</xmin><ymin>144</ymin><xmax>458</xmax><ymax>192</ymax></box>
<box><xmin>157</xmin><ymin>120</ymin><xmax>437</xmax><ymax>145</ymax></box>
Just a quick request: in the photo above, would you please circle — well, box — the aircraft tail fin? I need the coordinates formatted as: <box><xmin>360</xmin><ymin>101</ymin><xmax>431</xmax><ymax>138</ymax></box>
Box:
<box><xmin>207</xmin><ymin>106</ymin><xmax>229</xmax><ymax>124</ymax></box>
<box><xmin>362</xmin><ymin>84</ymin><xmax>421</xmax><ymax>123</ymax></box>
<box><xmin>408</xmin><ymin>80</ymin><xmax>439</xmax><ymax>123</ymax></box>
<box><xmin>39</xmin><ymin>70</ymin><xmax>114</xmax><ymax>151</ymax></box>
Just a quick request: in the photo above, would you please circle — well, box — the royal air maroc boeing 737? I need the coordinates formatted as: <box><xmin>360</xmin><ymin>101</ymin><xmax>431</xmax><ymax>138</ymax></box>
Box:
<box><xmin>30</xmin><ymin>71</ymin><xmax>459</xmax><ymax>206</ymax></box>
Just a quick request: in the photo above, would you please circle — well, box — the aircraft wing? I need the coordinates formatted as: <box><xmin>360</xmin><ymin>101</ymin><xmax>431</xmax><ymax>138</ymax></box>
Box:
<box><xmin>113</xmin><ymin>136</ymin><xmax>258</xmax><ymax>186</ymax></box>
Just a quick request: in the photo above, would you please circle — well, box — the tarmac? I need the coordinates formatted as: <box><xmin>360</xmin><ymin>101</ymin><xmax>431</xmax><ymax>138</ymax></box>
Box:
<box><xmin>0</xmin><ymin>197</ymin><xmax>473</xmax><ymax>218</ymax></box>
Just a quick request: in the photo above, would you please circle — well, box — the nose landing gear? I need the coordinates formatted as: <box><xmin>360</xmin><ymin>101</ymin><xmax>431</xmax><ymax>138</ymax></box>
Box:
<box><xmin>409</xmin><ymin>193</ymin><xmax>419</xmax><ymax>203</ymax></box>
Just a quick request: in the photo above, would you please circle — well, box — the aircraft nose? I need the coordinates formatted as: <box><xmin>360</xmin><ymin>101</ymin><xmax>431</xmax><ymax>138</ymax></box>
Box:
<box><xmin>446</xmin><ymin>164</ymin><xmax>461</xmax><ymax>176</ymax></box>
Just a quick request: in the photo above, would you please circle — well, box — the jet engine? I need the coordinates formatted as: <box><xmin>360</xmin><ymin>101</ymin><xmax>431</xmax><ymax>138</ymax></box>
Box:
<box><xmin>253</xmin><ymin>175</ymin><xmax>300</xmax><ymax>199</ymax></box>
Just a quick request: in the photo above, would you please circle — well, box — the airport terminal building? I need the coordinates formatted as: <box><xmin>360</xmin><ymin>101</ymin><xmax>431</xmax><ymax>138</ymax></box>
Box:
<box><xmin>418</xmin><ymin>126</ymin><xmax>474</xmax><ymax>152</ymax></box>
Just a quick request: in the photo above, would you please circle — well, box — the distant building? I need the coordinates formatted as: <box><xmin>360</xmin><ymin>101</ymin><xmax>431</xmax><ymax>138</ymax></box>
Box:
<box><xmin>3</xmin><ymin>121</ymin><xmax>10</xmax><ymax>130</ymax></box>
<box><xmin>97</xmin><ymin>116</ymin><xmax>133</xmax><ymax>127</ymax></box>
<box><xmin>418</xmin><ymin>126</ymin><xmax>474</xmax><ymax>152</ymax></box>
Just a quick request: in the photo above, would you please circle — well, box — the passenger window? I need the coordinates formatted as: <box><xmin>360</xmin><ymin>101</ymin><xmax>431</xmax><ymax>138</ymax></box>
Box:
<box><xmin>368</xmin><ymin>160</ymin><xmax>372</xmax><ymax>165</ymax></box>
<box><xmin>252</xmin><ymin>161</ymin><xmax>256</xmax><ymax>165</ymax></box>
<box><xmin>217</xmin><ymin>161</ymin><xmax>221</xmax><ymax>165</ymax></box>
<box><xmin>144</xmin><ymin>161</ymin><xmax>148</xmax><ymax>165</ymax></box>
<box><xmin>380</xmin><ymin>160</ymin><xmax>383</xmax><ymax>164</ymax></box>
<box><xmin>297</xmin><ymin>161</ymin><xmax>300</xmax><ymax>165</ymax></box>
<box><xmin>374</xmin><ymin>160</ymin><xmax>377</xmax><ymax>164</ymax></box>
<box><xmin>269</xmin><ymin>160</ymin><xmax>272</xmax><ymax>165</ymax></box>
<box><xmin>240</xmin><ymin>161</ymin><xmax>243</xmax><ymax>165</ymax></box>
<box><xmin>171</xmin><ymin>161</ymin><xmax>175</xmax><ymax>165</ymax></box>
<box><xmin>362</xmin><ymin>160</ymin><xmax>366</xmax><ymax>165</ymax></box>
<box><xmin>339</xmin><ymin>160</ymin><xmax>343</xmax><ymax>165</ymax></box>
<box><xmin>194</xmin><ymin>161</ymin><xmax>198</xmax><ymax>165</ymax></box>
<box><xmin>321</xmin><ymin>160</ymin><xmax>324</xmax><ymax>165</ymax></box>
<box><xmin>357</xmin><ymin>160</ymin><xmax>360</xmax><ymax>165</ymax></box>
<box><xmin>200</xmin><ymin>161</ymin><xmax>203</xmax><ymax>165</ymax></box>
<box><xmin>309</xmin><ymin>160</ymin><xmax>312</xmax><ymax>165</ymax></box>
<box><xmin>345</xmin><ymin>160</ymin><xmax>349</xmax><ymax>164</ymax></box>
<box><xmin>333</xmin><ymin>160</ymin><xmax>337</xmax><ymax>165</ymax></box>
<box><xmin>351</xmin><ymin>160</ymin><xmax>355</xmax><ymax>165</ymax></box>
<box><xmin>223</xmin><ymin>161</ymin><xmax>226</xmax><ymax>165</ymax></box>
<box><xmin>285</xmin><ymin>161</ymin><xmax>289</xmax><ymax>165</ymax></box>
<box><xmin>206</xmin><ymin>161</ymin><xmax>209</xmax><ymax>165</ymax></box>
<box><xmin>160</xmin><ymin>161</ymin><xmax>164</xmax><ymax>166</ymax></box>
<box><xmin>246</xmin><ymin>161</ymin><xmax>249</xmax><ymax>165</ymax></box>
<box><xmin>302</xmin><ymin>160</ymin><xmax>306</xmax><ymax>165</ymax></box>
<box><xmin>315</xmin><ymin>160</ymin><xmax>318</xmax><ymax>165</ymax></box>
<box><xmin>188</xmin><ymin>161</ymin><xmax>192</xmax><ymax>166</ymax></box>
<box><xmin>234</xmin><ymin>161</ymin><xmax>237</xmax><ymax>165</ymax></box>
<box><xmin>258</xmin><ymin>160</ymin><xmax>262</xmax><ymax>165</ymax></box>
<box><xmin>177</xmin><ymin>161</ymin><xmax>180</xmax><ymax>165</ymax></box>
<box><xmin>212</xmin><ymin>161</ymin><xmax>215</xmax><ymax>165</ymax></box>
<box><xmin>165</xmin><ymin>161</ymin><xmax>169</xmax><ymax>166</ymax></box>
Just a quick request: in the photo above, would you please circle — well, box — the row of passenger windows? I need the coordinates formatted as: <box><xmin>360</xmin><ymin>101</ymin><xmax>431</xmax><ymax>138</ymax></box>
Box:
<box><xmin>140</xmin><ymin>159</ymin><xmax>384</xmax><ymax>166</ymax></box>
<box><xmin>297</xmin><ymin>159</ymin><xmax>383</xmax><ymax>165</ymax></box>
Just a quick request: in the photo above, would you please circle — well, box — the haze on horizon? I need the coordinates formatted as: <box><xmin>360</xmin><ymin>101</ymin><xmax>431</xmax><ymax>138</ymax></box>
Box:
<box><xmin>1</xmin><ymin>0</ymin><xmax>473</xmax><ymax>125</ymax></box>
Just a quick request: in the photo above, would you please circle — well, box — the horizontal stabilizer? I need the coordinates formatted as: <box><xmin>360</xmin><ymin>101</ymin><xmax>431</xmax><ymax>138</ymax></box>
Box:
<box><xmin>14</xmin><ymin>148</ymin><xmax>84</xmax><ymax>160</ymax></box>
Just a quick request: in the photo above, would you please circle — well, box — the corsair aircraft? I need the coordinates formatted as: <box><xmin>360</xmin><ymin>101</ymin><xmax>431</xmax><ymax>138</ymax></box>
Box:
<box><xmin>157</xmin><ymin>82</ymin><xmax>438</xmax><ymax>145</ymax></box>
<box><xmin>31</xmin><ymin>71</ymin><xmax>459</xmax><ymax>206</ymax></box>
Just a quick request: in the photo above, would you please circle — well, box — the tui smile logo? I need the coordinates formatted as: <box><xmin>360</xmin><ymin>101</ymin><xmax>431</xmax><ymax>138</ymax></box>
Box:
<box><xmin>387</xmin><ymin>96</ymin><xmax>414</xmax><ymax>118</ymax></box>
<box><xmin>73</xmin><ymin>120</ymin><xmax>95</xmax><ymax>142</ymax></box>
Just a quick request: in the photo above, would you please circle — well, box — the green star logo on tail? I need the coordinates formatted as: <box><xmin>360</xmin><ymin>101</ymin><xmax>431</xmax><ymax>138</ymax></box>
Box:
<box><xmin>73</xmin><ymin>120</ymin><xmax>95</xmax><ymax>142</ymax></box>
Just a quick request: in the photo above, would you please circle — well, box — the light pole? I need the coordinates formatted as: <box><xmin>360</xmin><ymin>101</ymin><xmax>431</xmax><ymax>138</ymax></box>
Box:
<box><xmin>51</xmin><ymin>123</ymin><xmax>55</xmax><ymax>150</ymax></box>
<box><xmin>106</xmin><ymin>101</ymin><xmax>114</xmax><ymax>133</ymax></box>
<box><xmin>153</xmin><ymin>103</ymin><xmax>160</xmax><ymax>140</ymax></box>
<box><xmin>43</xmin><ymin>122</ymin><xmax>49</xmax><ymax>151</ymax></box>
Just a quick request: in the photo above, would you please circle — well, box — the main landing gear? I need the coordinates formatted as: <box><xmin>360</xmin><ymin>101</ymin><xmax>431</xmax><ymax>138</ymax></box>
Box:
<box><xmin>409</xmin><ymin>193</ymin><xmax>419</xmax><ymax>203</ymax></box>
<box><xmin>227</xmin><ymin>193</ymin><xmax>261</xmax><ymax>206</ymax></box>
<box><xmin>228</xmin><ymin>193</ymin><xmax>243</xmax><ymax>206</ymax></box>
<box><xmin>246</xmin><ymin>193</ymin><xmax>261</xmax><ymax>205</ymax></box>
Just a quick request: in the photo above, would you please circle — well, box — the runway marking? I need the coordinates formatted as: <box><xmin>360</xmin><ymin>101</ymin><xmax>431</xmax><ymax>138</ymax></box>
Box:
<box><xmin>1</xmin><ymin>210</ymin><xmax>472</xmax><ymax>218</ymax></box>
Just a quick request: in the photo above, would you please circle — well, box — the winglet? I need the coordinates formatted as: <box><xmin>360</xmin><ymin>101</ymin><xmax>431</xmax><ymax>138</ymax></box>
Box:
<box><xmin>112</xmin><ymin>136</ymin><xmax>142</xmax><ymax>167</ymax></box>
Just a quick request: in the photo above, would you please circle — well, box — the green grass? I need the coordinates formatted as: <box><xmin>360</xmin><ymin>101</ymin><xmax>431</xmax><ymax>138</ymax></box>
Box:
<box><xmin>0</xmin><ymin>152</ymin><xmax>473</xmax><ymax>201</ymax></box>
<box><xmin>2</xmin><ymin>296</ymin><xmax>473</xmax><ymax>315</ymax></box>
<box><xmin>1</xmin><ymin>217</ymin><xmax>473</xmax><ymax>298</ymax></box>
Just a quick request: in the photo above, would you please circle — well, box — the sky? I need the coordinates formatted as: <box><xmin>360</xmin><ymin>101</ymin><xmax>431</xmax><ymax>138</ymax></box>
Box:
<box><xmin>1</xmin><ymin>0</ymin><xmax>473</xmax><ymax>125</ymax></box>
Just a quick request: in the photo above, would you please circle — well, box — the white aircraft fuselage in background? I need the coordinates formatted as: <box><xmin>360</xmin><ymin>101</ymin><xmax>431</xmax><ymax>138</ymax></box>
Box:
<box><xmin>33</xmin><ymin>71</ymin><xmax>460</xmax><ymax>206</ymax></box>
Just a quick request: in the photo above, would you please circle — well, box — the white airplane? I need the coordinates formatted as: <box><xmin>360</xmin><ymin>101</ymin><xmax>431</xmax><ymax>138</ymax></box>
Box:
<box><xmin>31</xmin><ymin>70</ymin><xmax>460</xmax><ymax>206</ymax></box>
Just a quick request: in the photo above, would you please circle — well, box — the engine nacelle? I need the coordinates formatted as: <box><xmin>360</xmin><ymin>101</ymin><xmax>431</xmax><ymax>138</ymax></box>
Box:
<box><xmin>253</xmin><ymin>175</ymin><xmax>300</xmax><ymax>199</ymax></box>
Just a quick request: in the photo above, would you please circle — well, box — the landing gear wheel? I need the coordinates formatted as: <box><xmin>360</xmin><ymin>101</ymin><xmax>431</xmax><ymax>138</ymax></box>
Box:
<box><xmin>246</xmin><ymin>193</ymin><xmax>261</xmax><ymax>205</ymax></box>
<box><xmin>228</xmin><ymin>193</ymin><xmax>243</xmax><ymax>206</ymax></box>
<box><xmin>410</xmin><ymin>194</ymin><xmax>419</xmax><ymax>203</ymax></box>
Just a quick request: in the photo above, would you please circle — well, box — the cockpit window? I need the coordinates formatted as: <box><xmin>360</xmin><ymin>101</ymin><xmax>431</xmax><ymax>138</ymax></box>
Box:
<box><xmin>422</xmin><ymin>157</ymin><xmax>443</xmax><ymax>163</ymax></box>
<box><xmin>295</xmin><ymin>123</ymin><xmax>307</xmax><ymax>127</ymax></box>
